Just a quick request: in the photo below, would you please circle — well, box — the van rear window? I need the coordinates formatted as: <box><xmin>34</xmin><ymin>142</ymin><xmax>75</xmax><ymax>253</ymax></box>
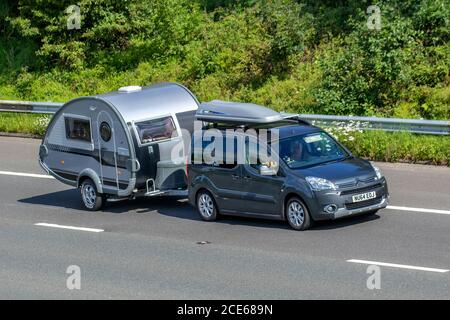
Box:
<box><xmin>135</xmin><ymin>116</ymin><xmax>178</xmax><ymax>144</ymax></box>
<box><xmin>65</xmin><ymin>117</ymin><xmax>91</xmax><ymax>142</ymax></box>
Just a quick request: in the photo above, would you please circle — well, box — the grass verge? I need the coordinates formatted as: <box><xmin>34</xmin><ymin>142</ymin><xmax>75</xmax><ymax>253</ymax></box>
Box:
<box><xmin>0</xmin><ymin>112</ymin><xmax>51</xmax><ymax>136</ymax></box>
<box><xmin>330</xmin><ymin>130</ymin><xmax>449</xmax><ymax>166</ymax></box>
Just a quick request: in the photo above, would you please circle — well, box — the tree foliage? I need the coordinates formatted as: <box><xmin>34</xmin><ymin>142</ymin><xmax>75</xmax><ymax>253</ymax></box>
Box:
<box><xmin>0</xmin><ymin>0</ymin><xmax>448</xmax><ymax>119</ymax></box>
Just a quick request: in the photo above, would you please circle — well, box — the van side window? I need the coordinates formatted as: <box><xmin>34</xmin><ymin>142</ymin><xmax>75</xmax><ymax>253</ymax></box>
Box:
<box><xmin>245</xmin><ymin>138</ymin><xmax>274</xmax><ymax>172</ymax></box>
<box><xmin>220</xmin><ymin>136</ymin><xmax>238</xmax><ymax>169</ymax></box>
<box><xmin>195</xmin><ymin>135</ymin><xmax>237</xmax><ymax>169</ymax></box>
<box><xmin>245</xmin><ymin>139</ymin><xmax>262</xmax><ymax>171</ymax></box>
<box><xmin>135</xmin><ymin>116</ymin><xmax>178</xmax><ymax>144</ymax></box>
<box><xmin>65</xmin><ymin>117</ymin><xmax>91</xmax><ymax>142</ymax></box>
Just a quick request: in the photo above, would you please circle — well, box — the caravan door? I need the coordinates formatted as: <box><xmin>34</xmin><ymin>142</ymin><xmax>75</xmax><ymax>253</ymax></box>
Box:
<box><xmin>97</xmin><ymin>111</ymin><xmax>120</xmax><ymax>191</ymax></box>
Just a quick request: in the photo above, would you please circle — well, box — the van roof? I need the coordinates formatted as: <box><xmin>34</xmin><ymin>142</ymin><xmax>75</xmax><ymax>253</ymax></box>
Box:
<box><xmin>98</xmin><ymin>82</ymin><xmax>199</xmax><ymax>123</ymax></box>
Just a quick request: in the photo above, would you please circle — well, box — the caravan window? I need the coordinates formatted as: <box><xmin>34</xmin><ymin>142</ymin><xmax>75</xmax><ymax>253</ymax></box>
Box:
<box><xmin>65</xmin><ymin>117</ymin><xmax>91</xmax><ymax>142</ymax></box>
<box><xmin>99</xmin><ymin>122</ymin><xmax>112</xmax><ymax>142</ymax></box>
<box><xmin>135</xmin><ymin>116</ymin><xmax>178</xmax><ymax>144</ymax></box>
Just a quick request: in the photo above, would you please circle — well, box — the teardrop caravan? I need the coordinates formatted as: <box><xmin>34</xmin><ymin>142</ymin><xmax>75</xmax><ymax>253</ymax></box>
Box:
<box><xmin>39</xmin><ymin>82</ymin><xmax>199</xmax><ymax>210</ymax></box>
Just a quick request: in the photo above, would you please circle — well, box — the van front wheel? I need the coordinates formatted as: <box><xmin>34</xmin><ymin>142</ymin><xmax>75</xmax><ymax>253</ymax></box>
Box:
<box><xmin>286</xmin><ymin>197</ymin><xmax>311</xmax><ymax>231</ymax></box>
<box><xmin>81</xmin><ymin>179</ymin><xmax>103</xmax><ymax>211</ymax></box>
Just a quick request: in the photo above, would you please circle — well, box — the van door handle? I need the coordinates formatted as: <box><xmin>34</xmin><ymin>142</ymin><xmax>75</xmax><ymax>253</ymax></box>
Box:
<box><xmin>231</xmin><ymin>174</ymin><xmax>240</xmax><ymax>180</ymax></box>
<box><xmin>243</xmin><ymin>176</ymin><xmax>252</xmax><ymax>181</ymax></box>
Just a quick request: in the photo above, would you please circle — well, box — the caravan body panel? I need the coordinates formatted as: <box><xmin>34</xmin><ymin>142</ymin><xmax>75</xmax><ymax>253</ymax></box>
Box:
<box><xmin>39</xmin><ymin>82</ymin><xmax>199</xmax><ymax>199</ymax></box>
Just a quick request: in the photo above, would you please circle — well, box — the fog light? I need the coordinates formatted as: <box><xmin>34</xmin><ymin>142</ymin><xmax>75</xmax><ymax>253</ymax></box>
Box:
<box><xmin>324</xmin><ymin>204</ymin><xmax>338</xmax><ymax>214</ymax></box>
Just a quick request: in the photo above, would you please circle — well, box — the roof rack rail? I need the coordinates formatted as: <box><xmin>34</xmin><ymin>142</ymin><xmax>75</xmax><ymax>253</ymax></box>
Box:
<box><xmin>196</xmin><ymin>100</ymin><xmax>286</xmax><ymax>124</ymax></box>
<box><xmin>280</xmin><ymin>112</ymin><xmax>310</xmax><ymax>126</ymax></box>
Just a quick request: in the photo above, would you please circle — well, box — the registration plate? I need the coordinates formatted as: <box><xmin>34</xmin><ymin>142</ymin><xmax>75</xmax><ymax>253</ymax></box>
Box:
<box><xmin>352</xmin><ymin>191</ymin><xmax>376</xmax><ymax>202</ymax></box>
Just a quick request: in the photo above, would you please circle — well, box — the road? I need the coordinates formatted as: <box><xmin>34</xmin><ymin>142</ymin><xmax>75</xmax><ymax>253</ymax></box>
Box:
<box><xmin>0</xmin><ymin>136</ymin><xmax>449</xmax><ymax>299</ymax></box>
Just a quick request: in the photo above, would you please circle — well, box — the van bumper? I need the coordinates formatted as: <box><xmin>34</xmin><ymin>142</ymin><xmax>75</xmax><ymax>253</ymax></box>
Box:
<box><xmin>310</xmin><ymin>179</ymin><xmax>389</xmax><ymax>221</ymax></box>
<box><xmin>331</xmin><ymin>196</ymin><xmax>388</xmax><ymax>219</ymax></box>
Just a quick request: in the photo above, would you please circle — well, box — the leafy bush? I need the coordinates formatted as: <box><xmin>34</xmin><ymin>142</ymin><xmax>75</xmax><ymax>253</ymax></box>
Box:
<box><xmin>343</xmin><ymin>131</ymin><xmax>450</xmax><ymax>166</ymax></box>
<box><xmin>0</xmin><ymin>0</ymin><xmax>448</xmax><ymax>122</ymax></box>
<box><xmin>322</xmin><ymin>124</ymin><xmax>450</xmax><ymax>166</ymax></box>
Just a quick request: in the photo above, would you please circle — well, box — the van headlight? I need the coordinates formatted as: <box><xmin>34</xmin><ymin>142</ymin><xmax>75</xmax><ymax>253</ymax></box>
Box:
<box><xmin>371</xmin><ymin>163</ymin><xmax>383</xmax><ymax>179</ymax></box>
<box><xmin>306</xmin><ymin>176</ymin><xmax>337</xmax><ymax>191</ymax></box>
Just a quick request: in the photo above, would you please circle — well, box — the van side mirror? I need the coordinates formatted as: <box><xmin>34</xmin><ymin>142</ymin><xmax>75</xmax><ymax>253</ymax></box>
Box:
<box><xmin>260</xmin><ymin>165</ymin><xmax>277</xmax><ymax>176</ymax></box>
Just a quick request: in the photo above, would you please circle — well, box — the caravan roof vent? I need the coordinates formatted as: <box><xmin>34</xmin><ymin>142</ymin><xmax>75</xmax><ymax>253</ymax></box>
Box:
<box><xmin>196</xmin><ymin>100</ymin><xmax>284</xmax><ymax>124</ymax></box>
<box><xmin>118</xmin><ymin>85</ymin><xmax>142</xmax><ymax>93</ymax></box>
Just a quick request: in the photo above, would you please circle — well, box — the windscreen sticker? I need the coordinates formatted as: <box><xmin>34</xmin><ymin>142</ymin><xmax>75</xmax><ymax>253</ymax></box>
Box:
<box><xmin>303</xmin><ymin>134</ymin><xmax>323</xmax><ymax>144</ymax></box>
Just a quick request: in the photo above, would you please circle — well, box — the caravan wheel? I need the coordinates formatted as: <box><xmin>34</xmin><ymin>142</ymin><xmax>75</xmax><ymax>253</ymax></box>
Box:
<box><xmin>81</xmin><ymin>179</ymin><xmax>104</xmax><ymax>211</ymax></box>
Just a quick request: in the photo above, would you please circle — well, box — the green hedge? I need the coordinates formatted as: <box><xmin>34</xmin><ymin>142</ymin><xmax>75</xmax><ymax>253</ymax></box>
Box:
<box><xmin>1</xmin><ymin>0</ymin><xmax>449</xmax><ymax>119</ymax></box>
<box><xmin>0</xmin><ymin>112</ymin><xmax>51</xmax><ymax>136</ymax></box>
<box><xmin>335</xmin><ymin>130</ymin><xmax>450</xmax><ymax>166</ymax></box>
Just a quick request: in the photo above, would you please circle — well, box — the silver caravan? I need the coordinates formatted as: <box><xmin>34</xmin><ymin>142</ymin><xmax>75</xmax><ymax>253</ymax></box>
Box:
<box><xmin>39</xmin><ymin>82</ymin><xmax>199</xmax><ymax>210</ymax></box>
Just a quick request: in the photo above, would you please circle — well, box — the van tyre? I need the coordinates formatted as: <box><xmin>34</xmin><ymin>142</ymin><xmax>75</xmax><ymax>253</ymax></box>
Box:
<box><xmin>80</xmin><ymin>179</ymin><xmax>104</xmax><ymax>211</ymax></box>
<box><xmin>196</xmin><ymin>190</ymin><xmax>218</xmax><ymax>221</ymax></box>
<box><xmin>286</xmin><ymin>197</ymin><xmax>311</xmax><ymax>231</ymax></box>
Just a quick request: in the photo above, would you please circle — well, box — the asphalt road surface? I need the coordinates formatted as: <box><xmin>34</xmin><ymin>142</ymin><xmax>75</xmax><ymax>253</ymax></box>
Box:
<box><xmin>0</xmin><ymin>136</ymin><xmax>449</xmax><ymax>299</ymax></box>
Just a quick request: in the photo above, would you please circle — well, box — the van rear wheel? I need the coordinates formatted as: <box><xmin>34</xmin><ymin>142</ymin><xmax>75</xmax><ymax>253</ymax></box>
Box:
<box><xmin>286</xmin><ymin>197</ymin><xmax>311</xmax><ymax>231</ymax></box>
<box><xmin>196</xmin><ymin>190</ymin><xmax>218</xmax><ymax>221</ymax></box>
<box><xmin>80</xmin><ymin>179</ymin><xmax>103</xmax><ymax>211</ymax></box>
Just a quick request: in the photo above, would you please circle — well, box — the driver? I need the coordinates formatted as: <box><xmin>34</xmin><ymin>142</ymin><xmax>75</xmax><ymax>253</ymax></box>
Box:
<box><xmin>291</xmin><ymin>140</ymin><xmax>308</xmax><ymax>162</ymax></box>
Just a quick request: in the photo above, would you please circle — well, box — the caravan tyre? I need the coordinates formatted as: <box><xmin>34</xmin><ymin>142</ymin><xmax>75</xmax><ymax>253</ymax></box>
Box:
<box><xmin>81</xmin><ymin>179</ymin><xmax>104</xmax><ymax>211</ymax></box>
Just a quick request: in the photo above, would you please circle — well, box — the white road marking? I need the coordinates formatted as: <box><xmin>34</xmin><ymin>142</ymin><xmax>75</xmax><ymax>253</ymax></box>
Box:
<box><xmin>347</xmin><ymin>259</ymin><xmax>449</xmax><ymax>273</ymax></box>
<box><xmin>386</xmin><ymin>205</ymin><xmax>450</xmax><ymax>215</ymax></box>
<box><xmin>0</xmin><ymin>170</ymin><xmax>54</xmax><ymax>179</ymax></box>
<box><xmin>35</xmin><ymin>223</ymin><xmax>104</xmax><ymax>233</ymax></box>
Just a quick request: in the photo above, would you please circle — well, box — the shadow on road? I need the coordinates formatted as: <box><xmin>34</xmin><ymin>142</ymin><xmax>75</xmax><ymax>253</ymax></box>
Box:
<box><xmin>312</xmin><ymin>213</ymin><xmax>380</xmax><ymax>230</ymax></box>
<box><xmin>18</xmin><ymin>190</ymin><xmax>380</xmax><ymax>231</ymax></box>
<box><xmin>18</xmin><ymin>189</ymin><xmax>84</xmax><ymax>211</ymax></box>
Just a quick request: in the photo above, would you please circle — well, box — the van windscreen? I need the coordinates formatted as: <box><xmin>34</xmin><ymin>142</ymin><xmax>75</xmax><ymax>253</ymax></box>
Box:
<box><xmin>280</xmin><ymin>132</ymin><xmax>349</xmax><ymax>169</ymax></box>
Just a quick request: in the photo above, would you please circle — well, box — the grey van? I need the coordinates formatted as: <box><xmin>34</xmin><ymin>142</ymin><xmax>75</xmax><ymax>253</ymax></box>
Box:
<box><xmin>188</xmin><ymin>101</ymin><xmax>389</xmax><ymax>230</ymax></box>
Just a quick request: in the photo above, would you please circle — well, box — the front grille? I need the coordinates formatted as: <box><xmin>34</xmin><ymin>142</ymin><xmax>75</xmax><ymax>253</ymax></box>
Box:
<box><xmin>337</xmin><ymin>176</ymin><xmax>377</xmax><ymax>189</ymax></box>
<box><xmin>340</xmin><ymin>183</ymin><xmax>382</xmax><ymax>195</ymax></box>
<box><xmin>345</xmin><ymin>197</ymin><xmax>382</xmax><ymax>210</ymax></box>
